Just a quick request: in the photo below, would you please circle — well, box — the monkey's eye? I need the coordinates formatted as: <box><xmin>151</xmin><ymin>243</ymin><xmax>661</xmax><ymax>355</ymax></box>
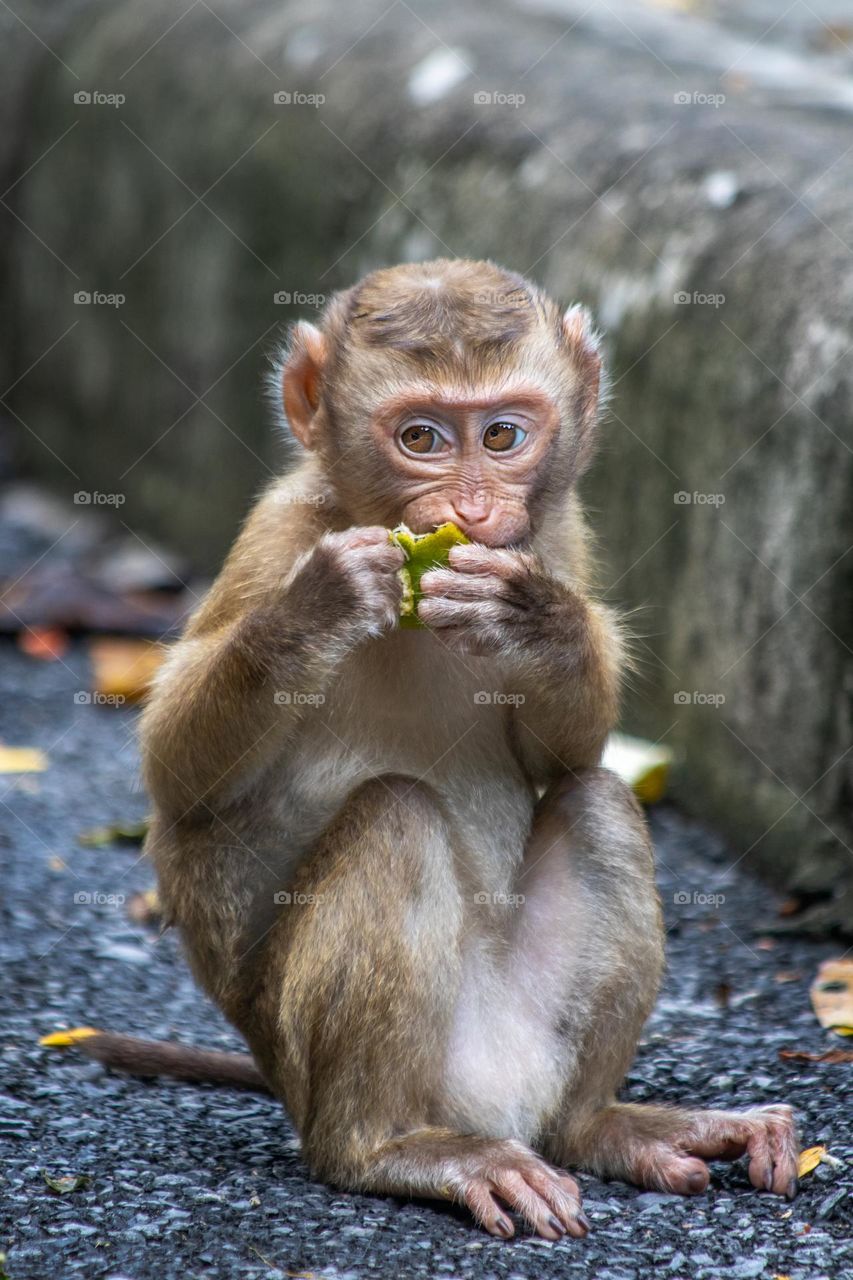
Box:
<box><xmin>483</xmin><ymin>422</ymin><xmax>527</xmax><ymax>452</ymax></box>
<box><xmin>399</xmin><ymin>423</ymin><xmax>445</xmax><ymax>455</ymax></box>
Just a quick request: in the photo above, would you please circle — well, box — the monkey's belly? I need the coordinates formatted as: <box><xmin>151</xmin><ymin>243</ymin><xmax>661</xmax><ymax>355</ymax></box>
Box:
<box><xmin>277</xmin><ymin>630</ymin><xmax>535</xmax><ymax>879</ymax></box>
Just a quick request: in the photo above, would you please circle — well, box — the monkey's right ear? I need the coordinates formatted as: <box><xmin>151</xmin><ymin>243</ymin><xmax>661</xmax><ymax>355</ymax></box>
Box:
<box><xmin>282</xmin><ymin>321</ymin><xmax>327</xmax><ymax>450</ymax></box>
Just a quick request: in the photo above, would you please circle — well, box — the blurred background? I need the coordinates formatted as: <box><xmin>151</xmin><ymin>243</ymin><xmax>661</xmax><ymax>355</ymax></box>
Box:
<box><xmin>1</xmin><ymin>0</ymin><xmax>851</xmax><ymax>928</ymax></box>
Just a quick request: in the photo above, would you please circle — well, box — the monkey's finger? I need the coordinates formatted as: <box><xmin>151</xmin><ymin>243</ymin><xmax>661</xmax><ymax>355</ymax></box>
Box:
<box><xmin>420</xmin><ymin>569</ymin><xmax>506</xmax><ymax>600</ymax></box>
<box><xmin>341</xmin><ymin>525</ymin><xmax>395</xmax><ymax>548</ymax></box>
<box><xmin>458</xmin><ymin>1181</ymin><xmax>515</xmax><ymax>1238</ymax></box>
<box><xmin>353</xmin><ymin>542</ymin><xmax>406</xmax><ymax>571</ymax></box>
<box><xmin>417</xmin><ymin>598</ymin><xmax>513</xmax><ymax>628</ymax></box>
<box><xmin>448</xmin><ymin>544</ymin><xmax>532</xmax><ymax>578</ymax></box>
<box><xmin>489</xmin><ymin>1170</ymin><xmax>566</xmax><ymax>1241</ymax></box>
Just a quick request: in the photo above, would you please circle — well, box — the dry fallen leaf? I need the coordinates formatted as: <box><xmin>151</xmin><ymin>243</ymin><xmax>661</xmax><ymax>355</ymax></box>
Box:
<box><xmin>780</xmin><ymin>1047</ymin><xmax>853</xmax><ymax>1064</ymax></box>
<box><xmin>18</xmin><ymin>627</ymin><xmax>69</xmax><ymax>660</ymax></box>
<box><xmin>810</xmin><ymin>959</ymin><xmax>853</xmax><ymax>1036</ymax></box>
<box><xmin>42</xmin><ymin>1171</ymin><xmax>91</xmax><ymax>1194</ymax></box>
<box><xmin>0</xmin><ymin>745</ymin><xmax>48</xmax><ymax>773</ymax></box>
<box><xmin>797</xmin><ymin>1146</ymin><xmax>828</xmax><ymax>1178</ymax></box>
<box><xmin>78</xmin><ymin>819</ymin><xmax>149</xmax><ymax>847</ymax></box>
<box><xmin>40</xmin><ymin>1027</ymin><xmax>101</xmax><ymax>1048</ymax></box>
<box><xmin>88</xmin><ymin>637</ymin><xmax>165</xmax><ymax>703</ymax></box>
<box><xmin>127</xmin><ymin>889</ymin><xmax>161</xmax><ymax>927</ymax></box>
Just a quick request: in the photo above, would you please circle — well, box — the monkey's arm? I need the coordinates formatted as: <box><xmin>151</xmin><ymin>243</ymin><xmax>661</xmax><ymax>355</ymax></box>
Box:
<box><xmin>418</xmin><ymin>544</ymin><xmax>622</xmax><ymax>776</ymax></box>
<box><xmin>141</xmin><ymin>495</ymin><xmax>403</xmax><ymax>815</ymax></box>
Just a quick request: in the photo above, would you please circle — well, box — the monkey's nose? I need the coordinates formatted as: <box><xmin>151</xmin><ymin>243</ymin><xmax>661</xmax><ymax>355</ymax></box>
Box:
<box><xmin>451</xmin><ymin>495</ymin><xmax>492</xmax><ymax>526</ymax></box>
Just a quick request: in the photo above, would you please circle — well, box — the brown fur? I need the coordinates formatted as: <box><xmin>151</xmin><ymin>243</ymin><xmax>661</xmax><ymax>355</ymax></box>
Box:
<box><xmin>136</xmin><ymin>260</ymin><xmax>798</xmax><ymax>1239</ymax></box>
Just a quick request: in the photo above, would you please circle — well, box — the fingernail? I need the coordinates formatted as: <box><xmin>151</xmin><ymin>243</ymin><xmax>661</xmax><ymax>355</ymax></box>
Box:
<box><xmin>764</xmin><ymin>1169</ymin><xmax>773</xmax><ymax>1191</ymax></box>
<box><xmin>548</xmin><ymin>1215</ymin><xmax>565</xmax><ymax>1237</ymax></box>
<box><xmin>495</xmin><ymin>1215</ymin><xmax>513</xmax><ymax>1237</ymax></box>
<box><xmin>786</xmin><ymin>1177</ymin><xmax>798</xmax><ymax>1200</ymax></box>
<box><xmin>577</xmin><ymin>1211</ymin><xmax>591</xmax><ymax>1231</ymax></box>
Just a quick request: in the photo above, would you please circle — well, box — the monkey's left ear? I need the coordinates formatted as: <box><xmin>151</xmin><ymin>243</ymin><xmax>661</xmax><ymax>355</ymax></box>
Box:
<box><xmin>562</xmin><ymin>305</ymin><xmax>602</xmax><ymax>468</ymax></box>
<box><xmin>282</xmin><ymin>321</ymin><xmax>327</xmax><ymax>450</ymax></box>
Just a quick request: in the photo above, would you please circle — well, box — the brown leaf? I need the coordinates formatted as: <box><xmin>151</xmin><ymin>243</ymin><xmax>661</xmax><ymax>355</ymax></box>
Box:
<box><xmin>780</xmin><ymin>1047</ymin><xmax>853</xmax><ymax>1064</ymax></box>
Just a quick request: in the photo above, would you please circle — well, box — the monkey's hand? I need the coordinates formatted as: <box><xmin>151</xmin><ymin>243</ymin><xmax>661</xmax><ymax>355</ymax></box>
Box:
<box><xmin>294</xmin><ymin>526</ymin><xmax>405</xmax><ymax>645</ymax></box>
<box><xmin>419</xmin><ymin>543</ymin><xmax>621</xmax><ymax>771</ymax></box>
<box><xmin>417</xmin><ymin>543</ymin><xmax>573</xmax><ymax>655</ymax></box>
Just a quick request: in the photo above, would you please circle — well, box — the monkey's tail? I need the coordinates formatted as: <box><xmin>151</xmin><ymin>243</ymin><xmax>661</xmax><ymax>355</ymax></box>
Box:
<box><xmin>40</xmin><ymin>1026</ymin><xmax>269</xmax><ymax>1092</ymax></box>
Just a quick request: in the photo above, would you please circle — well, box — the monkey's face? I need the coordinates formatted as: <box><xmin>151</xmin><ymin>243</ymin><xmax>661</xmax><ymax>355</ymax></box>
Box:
<box><xmin>280</xmin><ymin>261</ymin><xmax>603</xmax><ymax>542</ymax></box>
<box><xmin>367</xmin><ymin>383</ymin><xmax>561</xmax><ymax>546</ymax></box>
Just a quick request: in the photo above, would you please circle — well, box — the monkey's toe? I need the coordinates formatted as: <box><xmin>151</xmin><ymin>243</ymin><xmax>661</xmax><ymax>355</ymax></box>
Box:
<box><xmin>632</xmin><ymin>1144</ymin><xmax>711</xmax><ymax>1196</ymax></box>
<box><xmin>452</xmin><ymin>1141</ymin><xmax>588</xmax><ymax>1240</ymax></box>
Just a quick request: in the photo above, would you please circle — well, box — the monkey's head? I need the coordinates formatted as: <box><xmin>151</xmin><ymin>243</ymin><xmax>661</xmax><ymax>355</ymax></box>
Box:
<box><xmin>277</xmin><ymin>259</ymin><xmax>602</xmax><ymax>546</ymax></box>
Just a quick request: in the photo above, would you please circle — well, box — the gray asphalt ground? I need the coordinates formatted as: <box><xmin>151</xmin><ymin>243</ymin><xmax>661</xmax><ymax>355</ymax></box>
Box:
<box><xmin>1</xmin><ymin>639</ymin><xmax>851</xmax><ymax>1280</ymax></box>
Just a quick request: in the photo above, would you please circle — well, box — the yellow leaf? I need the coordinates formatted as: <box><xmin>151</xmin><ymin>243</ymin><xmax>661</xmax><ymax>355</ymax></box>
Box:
<box><xmin>40</xmin><ymin>1027</ymin><xmax>101</xmax><ymax>1047</ymax></box>
<box><xmin>88</xmin><ymin>638</ymin><xmax>165</xmax><ymax>703</ymax></box>
<box><xmin>797</xmin><ymin>1145</ymin><xmax>827</xmax><ymax>1178</ymax></box>
<box><xmin>810</xmin><ymin>958</ymin><xmax>853</xmax><ymax>1036</ymax></box>
<box><xmin>0</xmin><ymin>745</ymin><xmax>48</xmax><ymax>773</ymax></box>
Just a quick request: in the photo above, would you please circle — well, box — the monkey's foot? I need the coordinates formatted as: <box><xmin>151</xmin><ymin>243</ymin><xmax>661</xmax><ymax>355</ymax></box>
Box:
<box><xmin>441</xmin><ymin>1137</ymin><xmax>588</xmax><ymax>1240</ymax></box>
<box><xmin>580</xmin><ymin>1102</ymin><xmax>799</xmax><ymax>1199</ymax></box>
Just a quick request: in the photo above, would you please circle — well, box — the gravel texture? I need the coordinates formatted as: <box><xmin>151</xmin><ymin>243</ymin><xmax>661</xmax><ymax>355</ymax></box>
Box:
<box><xmin>1</xmin><ymin>641</ymin><xmax>851</xmax><ymax>1280</ymax></box>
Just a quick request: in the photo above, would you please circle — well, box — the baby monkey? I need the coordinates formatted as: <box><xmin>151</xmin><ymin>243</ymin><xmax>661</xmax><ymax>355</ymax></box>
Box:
<box><xmin>133</xmin><ymin>259</ymin><xmax>798</xmax><ymax>1239</ymax></box>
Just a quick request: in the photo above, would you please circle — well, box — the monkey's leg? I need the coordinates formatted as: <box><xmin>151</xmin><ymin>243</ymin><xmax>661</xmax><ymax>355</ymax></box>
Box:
<box><xmin>514</xmin><ymin>768</ymin><xmax>799</xmax><ymax>1198</ymax></box>
<box><xmin>246</xmin><ymin>775</ymin><xmax>587</xmax><ymax>1241</ymax></box>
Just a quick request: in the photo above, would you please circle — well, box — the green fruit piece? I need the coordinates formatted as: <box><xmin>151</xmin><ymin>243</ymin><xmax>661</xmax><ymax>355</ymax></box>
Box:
<box><xmin>388</xmin><ymin>522</ymin><xmax>470</xmax><ymax>629</ymax></box>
